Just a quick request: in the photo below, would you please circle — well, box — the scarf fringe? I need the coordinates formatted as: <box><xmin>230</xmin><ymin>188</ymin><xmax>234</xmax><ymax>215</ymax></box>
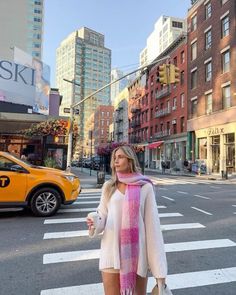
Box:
<box><xmin>121</xmin><ymin>287</ymin><xmax>135</xmax><ymax>295</ymax></box>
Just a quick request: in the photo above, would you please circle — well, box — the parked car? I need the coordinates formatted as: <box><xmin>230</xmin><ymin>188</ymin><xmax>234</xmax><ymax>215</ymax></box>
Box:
<box><xmin>0</xmin><ymin>151</ymin><xmax>81</xmax><ymax>217</ymax></box>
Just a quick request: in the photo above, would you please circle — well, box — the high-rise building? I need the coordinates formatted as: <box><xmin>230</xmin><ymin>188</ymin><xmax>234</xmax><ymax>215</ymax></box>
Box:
<box><xmin>110</xmin><ymin>68</ymin><xmax>129</xmax><ymax>105</ymax></box>
<box><xmin>0</xmin><ymin>0</ymin><xmax>44</xmax><ymax>60</ymax></box>
<box><xmin>140</xmin><ymin>15</ymin><xmax>186</xmax><ymax>66</ymax></box>
<box><xmin>56</xmin><ymin>27</ymin><xmax>111</xmax><ymax>156</ymax></box>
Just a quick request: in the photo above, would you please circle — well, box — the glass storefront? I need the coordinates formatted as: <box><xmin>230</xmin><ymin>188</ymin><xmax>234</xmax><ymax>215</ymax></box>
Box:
<box><xmin>212</xmin><ymin>136</ymin><xmax>220</xmax><ymax>173</ymax></box>
<box><xmin>225</xmin><ymin>133</ymin><xmax>235</xmax><ymax>173</ymax></box>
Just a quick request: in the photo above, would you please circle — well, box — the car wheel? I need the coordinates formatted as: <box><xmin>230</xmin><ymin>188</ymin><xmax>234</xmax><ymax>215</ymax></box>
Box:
<box><xmin>30</xmin><ymin>187</ymin><xmax>61</xmax><ymax>217</ymax></box>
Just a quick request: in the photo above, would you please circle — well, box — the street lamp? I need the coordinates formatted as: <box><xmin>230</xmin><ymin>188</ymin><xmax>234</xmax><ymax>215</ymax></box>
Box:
<box><xmin>63</xmin><ymin>55</ymin><xmax>170</xmax><ymax>170</ymax></box>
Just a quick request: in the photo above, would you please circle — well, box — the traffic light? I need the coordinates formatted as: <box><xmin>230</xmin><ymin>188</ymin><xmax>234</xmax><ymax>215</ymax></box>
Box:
<box><xmin>169</xmin><ymin>64</ymin><xmax>180</xmax><ymax>84</ymax></box>
<box><xmin>157</xmin><ymin>64</ymin><xmax>168</xmax><ymax>85</ymax></box>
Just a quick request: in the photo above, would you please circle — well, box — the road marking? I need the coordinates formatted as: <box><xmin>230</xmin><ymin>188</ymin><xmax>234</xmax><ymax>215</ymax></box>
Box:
<box><xmin>160</xmin><ymin>196</ymin><xmax>175</xmax><ymax>201</ymax></box>
<box><xmin>43</xmin><ymin>239</ymin><xmax>236</xmax><ymax>264</ymax></box>
<box><xmin>74</xmin><ymin>201</ymin><xmax>100</xmax><ymax>204</ymax></box>
<box><xmin>43</xmin><ymin>223</ymin><xmax>205</xmax><ymax>239</ymax></box>
<box><xmin>232</xmin><ymin>205</ymin><xmax>236</xmax><ymax>207</ymax></box>
<box><xmin>40</xmin><ymin>267</ymin><xmax>236</xmax><ymax>294</ymax></box>
<box><xmin>194</xmin><ymin>194</ymin><xmax>211</xmax><ymax>200</ymax></box>
<box><xmin>44</xmin><ymin>212</ymin><xmax>182</xmax><ymax>225</ymax></box>
<box><xmin>210</xmin><ymin>186</ymin><xmax>219</xmax><ymax>189</ymax></box>
<box><xmin>44</xmin><ymin>218</ymin><xmax>87</xmax><ymax>224</ymax></box>
<box><xmin>77</xmin><ymin>196</ymin><xmax>100</xmax><ymax>199</ymax></box>
<box><xmin>177</xmin><ymin>191</ymin><xmax>188</xmax><ymax>194</ymax></box>
<box><xmin>159</xmin><ymin>188</ymin><xmax>168</xmax><ymax>190</ymax></box>
<box><xmin>58</xmin><ymin>205</ymin><xmax>166</xmax><ymax>213</ymax></box>
<box><xmin>191</xmin><ymin>207</ymin><xmax>213</xmax><ymax>216</ymax></box>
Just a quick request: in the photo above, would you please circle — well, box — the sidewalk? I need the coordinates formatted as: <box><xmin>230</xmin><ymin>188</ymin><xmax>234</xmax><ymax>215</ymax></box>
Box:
<box><xmin>71</xmin><ymin>167</ymin><xmax>110</xmax><ymax>189</ymax></box>
<box><xmin>145</xmin><ymin>168</ymin><xmax>236</xmax><ymax>182</ymax></box>
<box><xmin>72</xmin><ymin>167</ymin><xmax>236</xmax><ymax>189</ymax></box>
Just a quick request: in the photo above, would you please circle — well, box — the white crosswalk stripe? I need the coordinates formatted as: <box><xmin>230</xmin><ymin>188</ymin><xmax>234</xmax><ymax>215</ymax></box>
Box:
<box><xmin>43</xmin><ymin>223</ymin><xmax>205</xmax><ymax>239</ymax></box>
<box><xmin>43</xmin><ymin>239</ymin><xmax>236</xmax><ymax>264</ymax></box>
<box><xmin>40</xmin><ymin>189</ymin><xmax>236</xmax><ymax>294</ymax></box>
<box><xmin>41</xmin><ymin>267</ymin><xmax>236</xmax><ymax>295</ymax></box>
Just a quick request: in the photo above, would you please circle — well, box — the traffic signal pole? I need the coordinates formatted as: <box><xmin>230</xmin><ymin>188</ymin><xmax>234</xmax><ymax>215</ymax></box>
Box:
<box><xmin>63</xmin><ymin>55</ymin><xmax>170</xmax><ymax>170</ymax></box>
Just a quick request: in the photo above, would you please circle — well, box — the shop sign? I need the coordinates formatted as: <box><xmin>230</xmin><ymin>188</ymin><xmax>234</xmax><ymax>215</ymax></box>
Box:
<box><xmin>207</xmin><ymin>127</ymin><xmax>224</xmax><ymax>136</ymax></box>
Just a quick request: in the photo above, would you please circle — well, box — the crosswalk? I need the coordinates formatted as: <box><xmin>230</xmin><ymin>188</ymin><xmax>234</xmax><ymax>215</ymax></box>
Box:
<box><xmin>149</xmin><ymin>176</ymin><xmax>231</xmax><ymax>186</ymax></box>
<box><xmin>40</xmin><ymin>189</ymin><xmax>236</xmax><ymax>295</ymax></box>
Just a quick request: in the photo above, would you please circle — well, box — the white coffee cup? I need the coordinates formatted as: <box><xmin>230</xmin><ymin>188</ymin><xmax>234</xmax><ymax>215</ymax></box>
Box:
<box><xmin>87</xmin><ymin>211</ymin><xmax>99</xmax><ymax>229</ymax></box>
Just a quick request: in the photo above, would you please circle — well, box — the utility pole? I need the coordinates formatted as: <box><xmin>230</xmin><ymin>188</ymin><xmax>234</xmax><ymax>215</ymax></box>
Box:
<box><xmin>63</xmin><ymin>54</ymin><xmax>170</xmax><ymax>169</ymax></box>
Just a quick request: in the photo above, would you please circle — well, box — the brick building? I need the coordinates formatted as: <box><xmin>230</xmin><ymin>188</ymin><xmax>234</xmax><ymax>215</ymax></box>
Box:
<box><xmin>131</xmin><ymin>34</ymin><xmax>187</xmax><ymax>171</ymax></box>
<box><xmin>187</xmin><ymin>0</ymin><xmax>236</xmax><ymax>174</ymax></box>
<box><xmin>94</xmin><ymin>105</ymin><xmax>114</xmax><ymax>152</ymax></box>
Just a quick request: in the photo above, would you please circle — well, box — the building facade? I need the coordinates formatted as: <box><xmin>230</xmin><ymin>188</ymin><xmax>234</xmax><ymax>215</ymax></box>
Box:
<box><xmin>114</xmin><ymin>87</ymin><xmax>129</xmax><ymax>143</ymax></box>
<box><xmin>187</xmin><ymin>0</ymin><xmax>236</xmax><ymax>174</ymax></box>
<box><xmin>94</xmin><ymin>105</ymin><xmax>114</xmax><ymax>152</ymax></box>
<box><xmin>140</xmin><ymin>15</ymin><xmax>186</xmax><ymax>67</ymax></box>
<box><xmin>110</xmin><ymin>68</ymin><xmax>129</xmax><ymax>105</ymax></box>
<box><xmin>0</xmin><ymin>0</ymin><xmax>44</xmax><ymax>60</ymax></box>
<box><xmin>56</xmin><ymin>27</ymin><xmax>111</xmax><ymax>156</ymax></box>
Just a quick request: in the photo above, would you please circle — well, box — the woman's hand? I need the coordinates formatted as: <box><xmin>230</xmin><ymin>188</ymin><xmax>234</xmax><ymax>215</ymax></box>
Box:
<box><xmin>86</xmin><ymin>217</ymin><xmax>94</xmax><ymax>230</ymax></box>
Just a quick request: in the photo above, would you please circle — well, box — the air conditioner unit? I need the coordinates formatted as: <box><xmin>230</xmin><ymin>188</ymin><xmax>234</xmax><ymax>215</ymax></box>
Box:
<box><xmin>172</xmin><ymin>119</ymin><xmax>176</xmax><ymax>124</ymax></box>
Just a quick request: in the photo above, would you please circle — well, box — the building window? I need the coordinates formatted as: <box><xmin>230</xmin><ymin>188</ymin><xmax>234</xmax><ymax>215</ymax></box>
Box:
<box><xmin>191</xmin><ymin>41</ymin><xmax>197</xmax><ymax>61</ymax></box>
<box><xmin>180</xmin><ymin>71</ymin><xmax>184</xmax><ymax>84</ymax></box>
<box><xmin>191</xmin><ymin>98</ymin><xmax>198</xmax><ymax>117</ymax></box>
<box><xmin>191</xmin><ymin>70</ymin><xmax>197</xmax><ymax>89</ymax></box>
<box><xmin>222</xmin><ymin>50</ymin><xmax>230</xmax><ymax>73</ymax></box>
<box><xmin>221</xmin><ymin>15</ymin><xmax>229</xmax><ymax>38</ymax></box>
<box><xmin>205</xmin><ymin>61</ymin><xmax>212</xmax><ymax>81</ymax></box>
<box><xmin>172</xmin><ymin>21</ymin><xmax>183</xmax><ymax>28</ymax></box>
<box><xmin>181</xmin><ymin>51</ymin><xmax>185</xmax><ymax>63</ymax></box>
<box><xmin>167</xmin><ymin>122</ymin><xmax>170</xmax><ymax>135</ymax></box>
<box><xmin>181</xmin><ymin>93</ymin><xmax>185</xmax><ymax>108</ymax></box>
<box><xmin>222</xmin><ymin>84</ymin><xmax>231</xmax><ymax>108</ymax></box>
<box><xmin>205</xmin><ymin>29</ymin><xmax>212</xmax><ymax>50</ymax></box>
<box><xmin>205</xmin><ymin>92</ymin><xmax>213</xmax><ymax>114</ymax></box>
<box><xmin>167</xmin><ymin>100</ymin><xmax>170</xmax><ymax>112</ymax></box>
<box><xmin>225</xmin><ymin>133</ymin><xmax>235</xmax><ymax>170</ymax></box>
<box><xmin>191</xmin><ymin>15</ymin><xmax>197</xmax><ymax>31</ymax></box>
<box><xmin>173</xmin><ymin>122</ymin><xmax>177</xmax><ymax>134</ymax></box>
<box><xmin>180</xmin><ymin>117</ymin><xmax>185</xmax><ymax>132</ymax></box>
<box><xmin>173</xmin><ymin>97</ymin><xmax>177</xmax><ymax>110</ymax></box>
<box><xmin>205</xmin><ymin>2</ymin><xmax>212</xmax><ymax>19</ymax></box>
<box><xmin>173</xmin><ymin>57</ymin><xmax>177</xmax><ymax>66</ymax></box>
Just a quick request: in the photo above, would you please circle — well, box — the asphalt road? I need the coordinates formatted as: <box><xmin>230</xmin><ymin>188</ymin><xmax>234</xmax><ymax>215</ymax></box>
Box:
<box><xmin>0</xmin><ymin>175</ymin><xmax>235</xmax><ymax>295</ymax></box>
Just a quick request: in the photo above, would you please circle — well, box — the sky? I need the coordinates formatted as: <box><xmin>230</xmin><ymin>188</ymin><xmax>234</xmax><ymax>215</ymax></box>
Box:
<box><xmin>43</xmin><ymin>0</ymin><xmax>190</xmax><ymax>86</ymax></box>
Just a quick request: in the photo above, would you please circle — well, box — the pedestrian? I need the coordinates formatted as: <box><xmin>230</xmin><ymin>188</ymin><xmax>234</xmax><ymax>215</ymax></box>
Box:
<box><xmin>161</xmin><ymin>161</ymin><xmax>166</xmax><ymax>174</ymax></box>
<box><xmin>87</xmin><ymin>145</ymin><xmax>167</xmax><ymax>295</ymax></box>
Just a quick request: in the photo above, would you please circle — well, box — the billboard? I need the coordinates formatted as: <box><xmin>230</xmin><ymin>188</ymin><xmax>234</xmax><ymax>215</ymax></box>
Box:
<box><xmin>0</xmin><ymin>47</ymin><xmax>50</xmax><ymax>115</ymax></box>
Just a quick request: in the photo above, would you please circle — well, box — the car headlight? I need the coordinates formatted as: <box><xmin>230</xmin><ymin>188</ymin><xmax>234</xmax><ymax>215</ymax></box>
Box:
<box><xmin>63</xmin><ymin>175</ymin><xmax>76</xmax><ymax>182</ymax></box>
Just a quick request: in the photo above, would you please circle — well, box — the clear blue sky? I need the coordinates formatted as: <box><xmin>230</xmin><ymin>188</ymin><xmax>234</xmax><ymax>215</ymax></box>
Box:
<box><xmin>43</xmin><ymin>0</ymin><xmax>190</xmax><ymax>86</ymax></box>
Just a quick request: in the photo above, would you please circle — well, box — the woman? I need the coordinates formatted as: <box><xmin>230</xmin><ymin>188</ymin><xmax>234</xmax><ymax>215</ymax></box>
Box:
<box><xmin>87</xmin><ymin>145</ymin><xmax>167</xmax><ymax>295</ymax></box>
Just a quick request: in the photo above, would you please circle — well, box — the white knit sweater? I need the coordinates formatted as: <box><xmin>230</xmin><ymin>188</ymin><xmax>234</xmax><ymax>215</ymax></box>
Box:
<box><xmin>89</xmin><ymin>182</ymin><xmax>168</xmax><ymax>278</ymax></box>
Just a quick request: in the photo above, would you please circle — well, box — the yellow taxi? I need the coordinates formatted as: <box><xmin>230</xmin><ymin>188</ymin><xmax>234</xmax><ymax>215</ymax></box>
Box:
<box><xmin>0</xmin><ymin>151</ymin><xmax>81</xmax><ymax>217</ymax></box>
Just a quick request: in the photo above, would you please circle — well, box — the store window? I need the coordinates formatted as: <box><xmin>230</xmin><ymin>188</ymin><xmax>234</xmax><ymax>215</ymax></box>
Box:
<box><xmin>225</xmin><ymin>133</ymin><xmax>235</xmax><ymax>172</ymax></box>
<box><xmin>212</xmin><ymin>136</ymin><xmax>220</xmax><ymax>173</ymax></box>
<box><xmin>199</xmin><ymin>138</ymin><xmax>207</xmax><ymax>159</ymax></box>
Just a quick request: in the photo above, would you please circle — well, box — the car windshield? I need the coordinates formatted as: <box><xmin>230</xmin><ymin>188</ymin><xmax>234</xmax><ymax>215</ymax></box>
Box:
<box><xmin>9</xmin><ymin>154</ymin><xmax>34</xmax><ymax>168</ymax></box>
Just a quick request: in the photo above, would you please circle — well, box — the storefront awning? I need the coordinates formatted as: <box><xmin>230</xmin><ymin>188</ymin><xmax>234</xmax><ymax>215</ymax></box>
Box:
<box><xmin>147</xmin><ymin>141</ymin><xmax>163</xmax><ymax>149</ymax></box>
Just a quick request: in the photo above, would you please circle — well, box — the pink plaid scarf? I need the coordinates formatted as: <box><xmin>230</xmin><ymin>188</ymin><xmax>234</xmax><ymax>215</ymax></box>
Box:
<box><xmin>117</xmin><ymin>172</ymin><xmax>153</xmax><ymax>295</ymax></box>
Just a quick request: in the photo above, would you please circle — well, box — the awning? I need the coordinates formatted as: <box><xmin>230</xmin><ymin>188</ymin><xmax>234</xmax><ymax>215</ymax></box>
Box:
<box><xmin>147</xmin><ymin>141</ymin><xmax>163</xmax><ymax>149</ymax></box>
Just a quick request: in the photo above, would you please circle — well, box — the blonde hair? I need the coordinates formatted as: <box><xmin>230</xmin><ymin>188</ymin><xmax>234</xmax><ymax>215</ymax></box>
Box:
<box><xmin>103</xmin><ymin>145</ymin><xmax>141</xmax><ymax>200</ymax></box>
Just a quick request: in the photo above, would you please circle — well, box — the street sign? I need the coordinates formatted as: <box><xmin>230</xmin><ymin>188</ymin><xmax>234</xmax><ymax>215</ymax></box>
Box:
<box><xmin>64</xmin><ymin>107</ymin><xmax>70</xmax><ymax>113</ymax></box>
